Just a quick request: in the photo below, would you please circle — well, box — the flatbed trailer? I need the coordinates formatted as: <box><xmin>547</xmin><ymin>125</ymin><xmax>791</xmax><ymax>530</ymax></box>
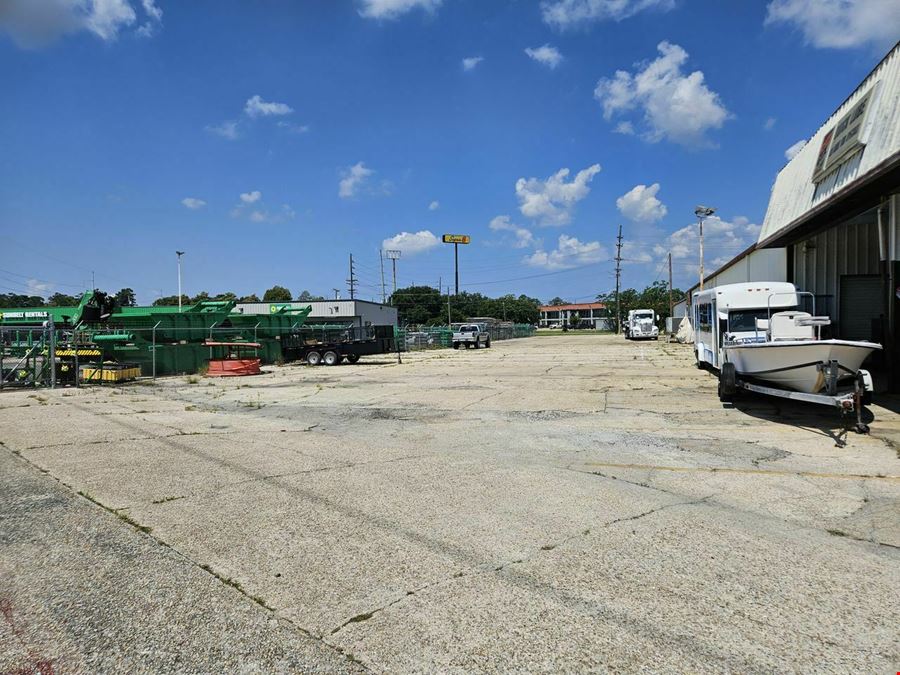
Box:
<box><xmin>282</xmin><ymin>325</ymin><xmax>396</xmax><ymax>366</ymax></box>
<box><xmin>717</xmin><ymin>360</ymin><xmax>873</xmax><ymax>434</ymax></box>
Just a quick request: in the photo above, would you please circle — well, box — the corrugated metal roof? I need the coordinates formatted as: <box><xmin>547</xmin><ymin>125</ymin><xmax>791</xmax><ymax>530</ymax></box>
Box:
<box><xmin>759</xmin><ymin>42</ymin><xmax>900</xmax><ymax>244</ymax></box>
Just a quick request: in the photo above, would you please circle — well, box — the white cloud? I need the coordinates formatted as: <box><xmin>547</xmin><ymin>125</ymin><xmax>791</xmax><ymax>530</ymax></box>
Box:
<box><xmin>784</xmin><ymin>139</ymin><xmax>807</xmax><ymax>161</ymax></box>
<box><xmin>613</xmin><ymin>121</ymin><xmax>635</xmax><ymax>135</ymax></box>
<box><xmin>277</xmin><ymin>121</ymin><xmax>310</xmax><ymax>134</ymax></box>
<box><xmin>245</xmin><ymin>95</ymin><xmax>293</xmax><ymax>118</ymax></box>
<box><xmin>616</xmin><ymin>183</ymin><xmax>667</xmax><ymax>223</ymax></box>
<box><xmin>525</xmin><ymin>234</ymin><xmax>608</xmax><ymax>270</ymax></box>
<box><xmin>359</xmin><ymin>0</ymin><xmax>443</xmax><ymax>19</ymax></box>
<box><xmin>594</xmin><ymin>41</ymin><xmax>730</xmax><ymax>147</ymax></box>
<box><xmin>489</xmin><ymin>215</ymin><xmax>535</xmax><ymax>249</ymax></box>
<box><xmin>462</xmin><ymin>56</ymin><xmax>484</xmax><ymax>71</ymax></box>
<box><xmin>428</xmin><ymin>200</ymin><xmax>440</xmax><ymax>211</ymax></box>
<box><xmin>516</xmin><ymin>163</ymin><xmax>601</xmax><ymax>226</ymax></box>
<box><xmin>765</xmin><ymin>0</ymin><xmax>900</xmax><ymax>50</ymax></box>
<box><xmin>339</xmin><ymin>162</ymin><xmax>374</xmax><ymax>199</ymax></box>
<box><xmin>181</xmin><ymin>197</ymin><xmax>206</xmax><ymax>210</ymax></box>
<box><xmin>525</xmin><ymin>44</ymin><xmax>564</xmax><ymax>69</ymax></box>
<box><xmin>381</xmin><ymin>230</ymin><xmax>440</xmax><ymax>255</ymax></box>
<box><xmin>206</xmin><ymin>120</ymin><xmax>239</xmax><ymax>140</ymax></box>
<box><xmin>27</xmin><ymin>278</ymin><xmax>53</xmax><ymax>295</ymax></box>
<box><xmin>240</xmin><ymin>190</ymin><xmax>262</xmax><ymax>204</ymax></box>
<box><xmin>653</xmin><ymin>215</ymin><xmax>761</xmax><ymax>268</ymax></box>
<box><xmin>249</xmin><ymin>210</ymin><xmax>266</xmax><ymax>223</ymax></box>
<box><xmin>541</xmin><ymin>0</ymin><xmax>675</xmax><ymax>28</ymax></box>
<box><xmin>0</xmin><ymin>0</ymin><xmax>163</xmax><ymax>48</ymax></box>
<box><xmin>764</xmin><ymin>116</ymin><xmax>777</xmax><ymax>131</ymax></box>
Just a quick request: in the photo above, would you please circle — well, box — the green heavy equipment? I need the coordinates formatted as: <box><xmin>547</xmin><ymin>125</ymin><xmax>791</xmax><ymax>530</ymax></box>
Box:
<box><xmin>1</xmin><ymin>292</ymin><xmax>313</xmax><ymax>381</ymax></box>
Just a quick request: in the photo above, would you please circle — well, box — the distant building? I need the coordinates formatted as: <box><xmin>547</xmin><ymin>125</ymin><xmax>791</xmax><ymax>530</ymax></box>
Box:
<box><xmin>235</xmin><ymin>299</ymin><xmax>397</xmax><ymax>327</ymax></box>
<box><xmin>539</xmin><ymin>302</ymin><xmax>608</xmax><ymax>328</ymax></box>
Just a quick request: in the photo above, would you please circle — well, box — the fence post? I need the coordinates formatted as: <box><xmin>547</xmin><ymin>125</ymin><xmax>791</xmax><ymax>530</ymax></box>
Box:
<box><xmin>49</xmin><ymin>318</ymin><xmax>56</xmax><ymax>389</ymax></box>
<box><xmin>152</xmin><ymin>321</ymin><xmax>159</xmax><ymax>380</ymax></box>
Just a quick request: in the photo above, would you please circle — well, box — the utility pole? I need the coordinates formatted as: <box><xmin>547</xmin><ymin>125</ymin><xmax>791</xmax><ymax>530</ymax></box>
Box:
<box><xmin>694</xmin><ymin>206</ymin><xmax>716</xmax><ymax>290</ymax></box>
<box><xmin>379</xmin><ymin>249</ymin><xmax>386</xmax><ymax>304</ymax></box>
<box><xmin>91</xmin><ymin>270</ymin><xmax>95</xmax><ymax>291</ymax></box>
<box><xmin>385</xmin><ymin>250</ymin><xmax>401</xmax><ymax>303</ymax></box>
<box><xmin>347</xmin><ymin>253</ymin><xmax>357</xmax><ymax>300</ymax></box>
<box><xmin>668</xmin><ymin>251</ymin><xmax>673</xmax><ymax>320</ymax></box>
<box><xmin>447</xmin><ymin>287</ymin><xmax>451</xmax><ymax>326</ymax></box>
<box><xmin>614</xmin><ymin>225</ymin><xmax>623</xmax><ymax>334</ymax></box>
<box><xmin>176</xmin><ymin>251</ymin><xmax>185</xmax><ymax>312</ymax></box>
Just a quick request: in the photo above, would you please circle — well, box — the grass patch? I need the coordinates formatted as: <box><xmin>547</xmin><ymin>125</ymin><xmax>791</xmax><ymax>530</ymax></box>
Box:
<box><xmin>185</xmin><ymin>375</ymin><xmax>201</xmax><ymax>385</ymax></box>
<box><xmin>77</xmin><ymin>490</ymin><xmax>152</xmax><ymax>534</ymax></box>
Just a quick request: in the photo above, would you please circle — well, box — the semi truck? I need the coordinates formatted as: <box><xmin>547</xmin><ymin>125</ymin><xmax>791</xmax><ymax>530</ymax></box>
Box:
<box><xmin>624</xmin><ymin>309</ymin><xmax>659</xmax><ymax>340</ymax></box>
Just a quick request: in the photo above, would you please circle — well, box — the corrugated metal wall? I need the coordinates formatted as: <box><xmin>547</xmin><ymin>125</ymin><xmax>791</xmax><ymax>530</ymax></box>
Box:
<box><xmin>792</xmin><ymin>218</ymin><xmax>882</xmax><ymax>326</ymax></box>
<box><xmin>234</xmin><ymin>301</ymin><xmax>398</xmax><ymax>326</ymax></box>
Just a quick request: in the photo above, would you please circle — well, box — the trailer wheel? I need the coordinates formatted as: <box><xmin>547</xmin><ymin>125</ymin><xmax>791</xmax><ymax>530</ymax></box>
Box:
<box><xmin>346</xmin><ymin>353</ymin><xmax>360</xmax><ymax>364</ymax></box>
<box><xmin>323</xmin><ymin>350</ymin><xmax>340</xmax><ymax>366</ymax></box>
<box><xmin>306</xmin><ymin>351</ymin><xmax>322</xmax><ymax>366</ymax></box>
<box><xmin>718</xmin><ymin>362</ymin><xmax>736</xmax><ymax>402</ymax></box>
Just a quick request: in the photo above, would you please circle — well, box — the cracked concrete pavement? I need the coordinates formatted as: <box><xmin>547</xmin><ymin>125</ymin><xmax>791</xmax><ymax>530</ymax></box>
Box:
<box><xmin>1</xmin><ymin>333</ymin><xmax>899</xmax><ymax>673</ymax></box>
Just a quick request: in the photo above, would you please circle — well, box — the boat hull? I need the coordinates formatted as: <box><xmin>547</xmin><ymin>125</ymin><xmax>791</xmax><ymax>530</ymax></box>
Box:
<box><xmin>724</xmin><ymin>340</ymin><xmax>880</xmax><ymax>394</ymax></box>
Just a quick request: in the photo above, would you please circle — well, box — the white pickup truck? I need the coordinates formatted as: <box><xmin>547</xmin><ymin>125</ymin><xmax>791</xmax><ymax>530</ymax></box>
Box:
<box><xmin>452</xmin><ymin>324</ymin><xmax>491</xmax><ymax>349</ymax></box>
<box><xmin>625</xmin><ymin>309</ymin><xmax>659</xmax><ymax>340</ymax></box>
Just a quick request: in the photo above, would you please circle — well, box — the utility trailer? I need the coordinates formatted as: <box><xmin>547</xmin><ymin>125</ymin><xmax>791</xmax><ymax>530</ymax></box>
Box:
<box><xmin>282</xmin><ymin>325</ymin><xmax>396</xmax><ymax>366</ymax></box>
<box><xmin>717</xmin><ymin>355</ymin><xmax>874</xmax><ymax>434</ymax></box>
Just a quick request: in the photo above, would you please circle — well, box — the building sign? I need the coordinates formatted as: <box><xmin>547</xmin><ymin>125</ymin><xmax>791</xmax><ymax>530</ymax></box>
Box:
<box><xmin>442</xmin><ymin>234</ymin><xmax>471</xmax><ymax>244</ymax></box>
<box><xmin>811</xmin><ymin>85</ymin><xmax>875</xmax><ymax>184</ymax></box>
<box><xmin>0</xmin><ymin>311</ymin><xmax>49</xmax><ymax>320</ymax></box>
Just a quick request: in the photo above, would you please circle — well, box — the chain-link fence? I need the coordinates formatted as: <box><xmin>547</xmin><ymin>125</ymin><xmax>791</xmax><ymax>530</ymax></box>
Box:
<box><xmin>397</xmin><ymin>323</ymin><xmax>535</xmax><ymax>351</ymax></box>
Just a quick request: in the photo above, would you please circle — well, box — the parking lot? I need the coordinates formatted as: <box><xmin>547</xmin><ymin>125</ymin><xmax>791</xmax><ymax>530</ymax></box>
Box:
<box><xmin>2</xmin><ymin>333</ymin><xmax>899</xmax><ymax>673</ymax></box>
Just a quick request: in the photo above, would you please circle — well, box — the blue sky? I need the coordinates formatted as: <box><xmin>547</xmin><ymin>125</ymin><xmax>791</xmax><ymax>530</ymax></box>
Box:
<box><xmin>1</xmin><ymin>0</ymin><xmax>897</xmax><ymax>305</ymax></box>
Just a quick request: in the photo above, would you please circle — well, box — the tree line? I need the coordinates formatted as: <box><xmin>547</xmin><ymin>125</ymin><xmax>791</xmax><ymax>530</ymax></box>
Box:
<box><xmin>1</xmin><ymin>286</ymin><xmax>328</xmax><ymax>308</ymax></box>
<box><xmin>389</xmin><ymin>286</ymin><xmax>542</xmax><ymax>325</ymax></box>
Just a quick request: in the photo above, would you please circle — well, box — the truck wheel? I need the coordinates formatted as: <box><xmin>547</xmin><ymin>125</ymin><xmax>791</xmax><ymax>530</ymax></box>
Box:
<box><xmin>306</xmin><ymin>351</ymin><xmax>322</xmax><ymax>366</ymax></box>
<box><xmin>452</xmin><ymin>342</ymin><xmax>459</xmax><ymax>349</ymax></box>
<box><xmin>718</xmin><ymin>362</ymin><xmax>736</xmax><ymax>402</ymax></box>
<box><xmin>485</xmin><ymin>339</ymin><xmax>491</xmax><ymax>348</ymax></box>
<box><xmin>346</xmin><ymin>354</ymin><xmax>360</xmax><ymax>364</ymax></box>
<box><xmin>323</xmin><ymin>350</ymin><xmax>339</xmax><ymax>366</ymax></box>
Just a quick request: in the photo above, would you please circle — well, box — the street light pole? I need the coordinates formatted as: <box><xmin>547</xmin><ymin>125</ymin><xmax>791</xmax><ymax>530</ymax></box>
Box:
<box><xmin>694</xmin><ymin>206</ymin><xmax>715</xmax><ymax>290</ymax></box>
<box><xmin>176</xmin><ymin>251</ymin><xmax>185</xmax><ymax>312</ymax></box>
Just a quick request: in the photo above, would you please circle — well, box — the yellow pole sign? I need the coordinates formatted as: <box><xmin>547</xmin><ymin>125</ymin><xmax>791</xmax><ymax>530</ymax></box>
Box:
<box><xmin>442</xmin><ymin>234</ymin><xmax>471</xmax><ymax>244</ymax></box>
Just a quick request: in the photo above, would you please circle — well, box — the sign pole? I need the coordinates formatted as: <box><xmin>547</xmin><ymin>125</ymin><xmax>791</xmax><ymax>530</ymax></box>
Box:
<box><xmin>454</xmin><ymin>243</ymin><xmax>459</xmax><ymax>296</ymax></box>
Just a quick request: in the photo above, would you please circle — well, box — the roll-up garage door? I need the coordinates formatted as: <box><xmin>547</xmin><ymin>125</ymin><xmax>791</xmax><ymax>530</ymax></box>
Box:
<box><xmin>839</xmin><ymin>275</ymin><xmax>883</xmax><ymax>341</ymax></box>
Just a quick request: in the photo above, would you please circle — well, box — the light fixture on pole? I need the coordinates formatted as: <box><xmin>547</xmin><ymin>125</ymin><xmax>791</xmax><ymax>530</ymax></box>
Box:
<box><xmin>384</xmin><ymin>250</ymin><xmax>401</xmax><ymax>300</ymax></box>
<box><xmin>694</xmin><ymin>206</ymin><xmax>715</xmax><ymax>290</ymax></box>
<box><xmin>176</xmin><ymin>251</ymin><xmax>185</xmax><ymax>312</ymax></box>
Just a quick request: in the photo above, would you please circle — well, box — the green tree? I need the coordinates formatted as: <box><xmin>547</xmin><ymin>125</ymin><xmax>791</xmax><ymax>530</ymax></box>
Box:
<box><xmin>48</xmin><ymin>292</ymin><xmax>79</xmax><ymax>306</ymax></box>
<box><xmin>213</xmin><ymin>292</ymin><xmax>237</xmax><ymax>302</ymax></box>
<box><xmin>238</xmin><ymin>294</ymin><xmax>260</xmax><ymax>303</ymax></box>
<box><xmin>263</xmin><ymin>285</ymin><xmax>292</xmax><ymax>302</ymax></box>
<box><xmin>114</xmin><ymin>288</ymin><xmax>136</xmax><ymax>307</ymax></box>
<box><xmin>152</xmin><ymin>294</ymin><xmax>190</xmax><ymax>306</ymax></box>
<box><xmin>547</xmin><ymin>297</ymin><xmax>569</xmax><ymax>306</ymax></box>
<box><xmin>296</xmin><ymin>290</ymin><xmax>326</xmax><ymax>301</ymax></box>
<box><xmin>390</xmin><ymin>285</ymin><xmax>444</xmax><ymax>325</ymax></box>
<box><xmin>0</xmin><ymin>294</ymin><xmax>45</xmax><ymax>308</ymax></box>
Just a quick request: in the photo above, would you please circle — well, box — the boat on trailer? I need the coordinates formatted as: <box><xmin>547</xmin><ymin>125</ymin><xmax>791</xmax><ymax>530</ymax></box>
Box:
<box><xmin>692</xmin><ymin>282</ymin><xmax>881</xmax><ymax>432</ymax></box>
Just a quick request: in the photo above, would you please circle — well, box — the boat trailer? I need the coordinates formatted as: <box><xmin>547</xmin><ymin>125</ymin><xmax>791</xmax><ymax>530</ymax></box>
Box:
<box><xmin>717</xmin><ymin>360</ymin><xmax>873</xmax><ymax>434</ymax></box>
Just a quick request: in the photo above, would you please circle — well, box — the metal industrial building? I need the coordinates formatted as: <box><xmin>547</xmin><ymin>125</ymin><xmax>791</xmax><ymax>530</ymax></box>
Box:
<box><xmin>234</xmin><ymin>299</ymin><xmax>398</xmax><ymax>328</ymax></box>
<box><xmin>680</xmin><ymin>42</ymin><xmax>899</xmax><ymax>387</ymax></box>
<box><xmin>758</xmin><ymin>42</ymin><xmax>899</xmax><ymax>386</ymax></box>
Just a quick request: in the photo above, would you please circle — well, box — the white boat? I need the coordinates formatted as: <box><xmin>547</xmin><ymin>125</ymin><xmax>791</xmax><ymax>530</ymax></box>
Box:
<box><xmin>693</xmin><ymin>283</ymin><xmax>881</xmax><ymax>394</ymax></box>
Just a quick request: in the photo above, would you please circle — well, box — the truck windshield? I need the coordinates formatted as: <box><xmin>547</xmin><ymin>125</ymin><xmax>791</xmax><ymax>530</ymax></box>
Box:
<box><xmin>635</xmin><ymin>312</ymin><xmax>652</xmax><ymax>319</ymax></box>
<box><xmin>728</xmin><ymin>308</ymin><xmax>795</xmax><ymax>332</ymax></box>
